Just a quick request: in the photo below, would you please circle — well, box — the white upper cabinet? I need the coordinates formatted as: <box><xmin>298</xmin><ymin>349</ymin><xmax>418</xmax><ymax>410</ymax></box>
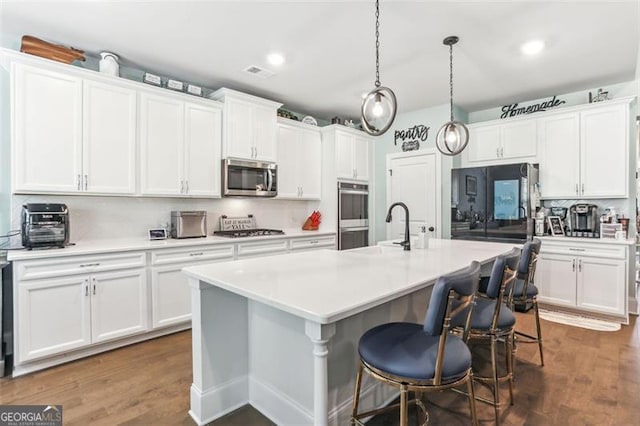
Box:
<box><xmin>579</xmin><ymin>103</ymin><xmax>628</xmax><ymax>198</ymax></box>
<box><xmin>12</xmin><ymin>63</ymin><xmax>83</xmax><ymax>193</ymax></box>
<box><xmin>537</xmin><ymin>113</ymin><xmax>580</xmax><ymax>198</ymax></box>
<box><xmin>276</xmin><ymin>119</ymin><xmax>322</xmax><ymax>200</ymax></box>
<box><xmin>184</xmin><ymin>103</ymin><xmax>222</xmax><ymax>197</ymax></box>
<box><xmin>139</xmin><ymin>92</ymin><xmax>223</xmax><ymax>197</ymax></box>
<box><xmin>538</xmin><ymin>100</ymin><xmax>630</xmax><ymax>199</ymax></box>
<box><xmin>462</xmin><ymin>118</ymin><xmax>537</xmax><ymax>167</ymax></box>
<box><xmin>83</xmin><ymin>79</ymin><xmax>137</xmax><ymax>194</ymax></box>
<box><xmin>210</xmin><ymin>88</ymin><xmax>282</xmax><ymax>162</ymax></box>
<box><xmin>139</xmin><ymin>93</ymin><xmax>184</xmax><ymax>195</ymax></box>
<box><xmin>331</xmin><ymin>128</ymin><xmax>371</xmax><ymax>181</ymax></box>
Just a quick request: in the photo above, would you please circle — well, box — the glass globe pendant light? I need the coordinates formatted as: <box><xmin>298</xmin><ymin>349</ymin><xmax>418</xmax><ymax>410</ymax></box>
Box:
<box><xmin>361</xmin><ymin>0</ymin><xmax>397</xmax><ymax>136</ymax></box>
<box><xmin>436</xmin><ymin>36</ymin><xmax>469</xmax><ymax>156</ymax></box>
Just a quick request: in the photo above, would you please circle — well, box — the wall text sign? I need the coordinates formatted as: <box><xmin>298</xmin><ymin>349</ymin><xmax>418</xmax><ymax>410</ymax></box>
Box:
<box><xmin>394</xmin><ymin>125</ymin><xmax>429</xmax><ymax>152</ymax></box>
<box><xmin>500</xmin><ymin>96</ymin><xmax>566</xmax><ymax>119</ymax></box>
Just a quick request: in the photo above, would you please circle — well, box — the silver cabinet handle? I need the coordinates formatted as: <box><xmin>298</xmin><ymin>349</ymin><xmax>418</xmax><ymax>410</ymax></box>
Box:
<box><xmin>80</xmin><ymin>263</ymin><xmax>100</xmax><ymax>268</ymax></box>
<box><xmin>92</xmin><ymin>277</ymin><xmax>97</xmax><ymax>295</ymax></box>
<box><xmin>189</xmin><ymin>252</ymin><xmax>203</xmax><ymax>257</ymax></box>
<box><xmin>77</xmin><ymin>174</ymin><xmax>81</xmax><ymax>191</ymax></box>
<box><xmin>572</xmin><ymin>259</ymin><xmax>576</xmax><ymax>272</ymax></box>
<box><xmin>309</xmin><ymin>240</ymin><xmax>318</xmax><ymax>244</ymax></box>
<box><xmin>84</xmin><ymin>280</ymin><xmax>89</xmax><ymax>296</ymax></box>
<box><xmin>185</xmin><ymin>180</ymin><xmax>189</xmax><ymax>194</ymax></box>
<box><xmin>496</xmin><ymin>147</ymin><xmax>500</xmax><ymax>158</ymax></box>
<box><xmin>180</xmin><ymin>180</ymin><xmax>184</xmax><ymax>194</ymax></box>
<box><xmin>581</xmin><ymin>183</ymin><xmax>584</xmax><ymax>195</ymax></box>
<box><xmin>84</xmin><ymin>174</ymin><xmax>88</xmax><ymax>191</ymax></box>
<box><xmin>575</xmin><ymin>184</ymin><xmax>579</xmax><ymax>195</ymax></box>
<box><xmin>578</xmin><ymin>259</ymin><xmax>582</xmax><ymax>272</ymax></box>
<box><xmin>569</xmin><ymin>248</ymin><xmax>586</xmax><ymax>252</ymax></box>
<box><xmin>300</xmin><ymin>187</ymin><xmax>303</xmax><ymax>197</ymax></box>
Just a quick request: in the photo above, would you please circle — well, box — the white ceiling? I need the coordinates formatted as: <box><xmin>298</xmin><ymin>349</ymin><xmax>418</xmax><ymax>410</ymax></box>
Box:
<box><xmin>1</xmin><ymin>1</ymin><xmax>638</xmax><ymax>122</ymax></box>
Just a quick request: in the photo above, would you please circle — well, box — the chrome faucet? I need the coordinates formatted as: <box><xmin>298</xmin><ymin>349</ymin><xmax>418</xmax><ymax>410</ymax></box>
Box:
<box><xmin>385</xmin><ymin>202</ymin><xmax>410</xmax><ymax>251</ymax></box>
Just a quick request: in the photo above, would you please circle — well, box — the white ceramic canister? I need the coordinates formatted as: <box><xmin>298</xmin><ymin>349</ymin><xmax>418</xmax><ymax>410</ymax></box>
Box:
<box><xmin>99</xmin><ymin>52</ymin><xmax>120</xmax><ymax>76</ymax></box>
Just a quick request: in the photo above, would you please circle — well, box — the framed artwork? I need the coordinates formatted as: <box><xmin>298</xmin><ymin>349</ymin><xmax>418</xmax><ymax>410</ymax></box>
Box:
<box><xmin>465</xmin><ymin>176</ymin><xmax>477</xmax><ymax>195</ymax></box>
<box><xmin>547</xmin><ymin>216</ymin><xmax>564</xmax><ymax>236</ymax></box>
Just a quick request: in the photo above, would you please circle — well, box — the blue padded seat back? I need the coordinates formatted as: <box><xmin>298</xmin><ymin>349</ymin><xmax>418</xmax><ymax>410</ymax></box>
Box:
<box><xmin>517</xmin><ymin>239</ymin><xmax>541</xmax><ymax>279</ymax></box>
<box><xmin>423</xmin><ymin>261</ymin><xmax>480</xmax><ymax>336</ymax></box>
<box><xmin>485</xmin><ymin>248</ymin><xmax>521</xmax><ymax>299</ymax></box>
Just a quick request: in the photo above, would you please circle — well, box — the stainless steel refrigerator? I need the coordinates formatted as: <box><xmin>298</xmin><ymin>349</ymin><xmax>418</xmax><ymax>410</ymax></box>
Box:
<box><xmin>451</xmin><ymin>163</ymin><xmax>539</xmax><ymax>242</ymax></box>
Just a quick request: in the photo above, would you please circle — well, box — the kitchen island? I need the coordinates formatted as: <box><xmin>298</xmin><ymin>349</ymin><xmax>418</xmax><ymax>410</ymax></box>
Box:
<box><xmin>183</xmin><ymin>239</ymin><xmax>519</xmax><ymax>426</ymax></box>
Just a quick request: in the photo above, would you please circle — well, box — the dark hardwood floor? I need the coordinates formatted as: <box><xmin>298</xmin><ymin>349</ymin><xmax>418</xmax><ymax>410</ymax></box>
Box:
<box><xmin>1</xmin><ymin>312</ymin><xmax>638</xmax><ymax>425</ymax></box>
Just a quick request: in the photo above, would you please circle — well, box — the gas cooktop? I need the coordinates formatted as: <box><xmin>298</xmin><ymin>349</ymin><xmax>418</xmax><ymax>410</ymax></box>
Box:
<box><xmin>213</xmin><ymin>229</ymin><xmax>285</xmax><ymax>238</ymax></box>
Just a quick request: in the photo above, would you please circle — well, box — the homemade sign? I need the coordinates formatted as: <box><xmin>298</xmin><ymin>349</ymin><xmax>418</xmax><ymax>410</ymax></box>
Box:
<box><xmin>500</xmin><ymin>96</ymin><xmax>566</xmax><ymax>119</ymax></box>
<box><xmin>394</xmin><ymin>125</ymin><xmax>429</xmax><ymax>152</ymax></box>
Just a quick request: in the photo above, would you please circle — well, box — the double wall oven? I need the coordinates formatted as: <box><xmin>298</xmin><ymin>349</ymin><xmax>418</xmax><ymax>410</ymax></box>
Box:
<box><xmin>338</xmin><ymin>181</ymin><xmax>369</xmax><ymax>250</ymax></box>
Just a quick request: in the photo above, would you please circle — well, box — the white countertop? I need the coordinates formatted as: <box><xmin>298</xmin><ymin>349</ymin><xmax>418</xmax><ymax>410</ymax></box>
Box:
<box><xmin>536</xmin><ymin>235</ymin><xmax>635</xmax><ymax>246</ymax></box>
<box><xmin>183</xmin><ymin>239</ymin><xmax>519</xmax><ymax>324</ymax></box>
<box><xmin>6</xmin><ymin>228</ymin><xmax>336</xmax><ymax>261</ymax></box>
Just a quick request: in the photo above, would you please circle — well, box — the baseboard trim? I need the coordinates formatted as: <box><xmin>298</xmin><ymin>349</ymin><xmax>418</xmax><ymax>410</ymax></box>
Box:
<box><xmin>189</xmin><ymin>376</ymin><xmax>249</xmax><ymax>426</ymax></box>
<box><xmin>249</xmin><ymin>376</ymin><xmax>314</xmax><ymax>425</ymax></box>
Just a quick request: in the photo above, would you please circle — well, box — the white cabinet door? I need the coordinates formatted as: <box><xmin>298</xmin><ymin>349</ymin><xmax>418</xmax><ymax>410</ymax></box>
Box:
<box><xmin>83</xmin><ymin>80</ymin><xmax>136</xmax><ymax>194</ymax></box>
<box><xmin>90</xmin><ymin>269</ymin><xmax>148</xmax><ymax>343</ymax></box>
<box><xmin>501</xmin><ymin>119</ymin><xmax>537</xmax><ymax>160</ymax></box>
<box><xmin>184</xmin><ymin>103</ymin><xmax>222</xmax><ymax>197</ymax></box>
<box><xmin>536</xmin><ymin>253</ymin><xmax>576</xmax><ymax>307</ymax></box>
<box><xmin>537</xmin><ymin>113</ymin><xmax>580</xmax><ymax>198</ymax></box>
<box><xmin>253</xmin><ymin>104</ymin><xmax>278</xmax><ymax>162</ymax></box>
<box><xmin>297</xmin><ymin>127</ymin><xmax>322</xmax><ymax>199</ymax></box>
<box><xmin>139</xmin><ymin>93</ymin><xmax>184</xmax><ymax>195</ymax></box>
<box><xmin>335</xmin><ymin>132</ymin><xmax>354</xmax><ymax>179</ymax></box>
<box><xmin>224</xmin><ymin>97</ymin><xmax>254</xmax><ymax>159</ymax></box>
<box><xmin>18</xmin><ymin>276</ymin><xmax>91</xmax><ymax>362</ymax></box>
<box><xmin>276</xmin><ymin>123</ymin><xmax>300</xmax><ymax>199</ymax></box>
<box><xmin>577</xmin><ymin>257</ymin><xmax>626</xmax><ymax>316</ymax></box>
<box><xmin>151</xmin><ymin>265</ymin><xmax>192</xmax><ymax>328</ymax></box>
<box><xmin>580</xmin><ymin>105</ymin><xmax>627</xmax><ymax>198</ymax></box>
<box><xmin>466</xmin><ymin>125</ymin><xmax>501</xmax><ymax>163</ymax></box>
<box><xmin>352</xmin><ymin>135</ymin><xmax>370</xmax><ymax>181</ymax></box>
<box><xmin>12</xmin><ymin>63</ymin><xmax>82</xmax><ymax>193</ymax></box>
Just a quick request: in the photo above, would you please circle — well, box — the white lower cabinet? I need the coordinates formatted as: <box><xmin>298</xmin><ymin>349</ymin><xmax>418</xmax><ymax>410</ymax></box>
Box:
<box><xmin>18</xmin><ymin>266</ymin><xmax>147</xmax><ymax>362</ymax></box>
<box><xmin>536</xmin><ymin>239</ymin><xmax>628</xmax><ymax>318</ymax></box>
<box><xmin>150</xmin><ymin>244</ymin><xmax>234</xmax><ymax>328</ymax></box>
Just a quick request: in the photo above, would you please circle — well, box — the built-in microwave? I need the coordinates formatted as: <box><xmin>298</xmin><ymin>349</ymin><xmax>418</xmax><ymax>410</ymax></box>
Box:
<box><xmin>222</xmin><ymin>158</ymin><xmax>277</xmax><ymax>197</ymax></box>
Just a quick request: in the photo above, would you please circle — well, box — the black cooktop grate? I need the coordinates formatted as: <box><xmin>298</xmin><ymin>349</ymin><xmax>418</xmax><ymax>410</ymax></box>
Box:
<box><xmin>213</xmin><ymin>229</ymin><xmax>285</xmax><ymax>238</ymax></box>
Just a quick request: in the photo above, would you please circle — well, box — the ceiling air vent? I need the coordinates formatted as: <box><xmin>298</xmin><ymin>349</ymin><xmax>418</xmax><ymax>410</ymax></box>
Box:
<box><xmin>243</xmin><ymin>65</ymin><xmax>275</xmax><ymax>79</ymax></box>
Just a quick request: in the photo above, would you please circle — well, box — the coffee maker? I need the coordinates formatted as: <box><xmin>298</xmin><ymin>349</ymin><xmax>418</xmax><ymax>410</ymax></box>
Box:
<box><xmin>569</xmin><ymin>204</ymin><xmax>599</xmax><ymax>237</ymax></box>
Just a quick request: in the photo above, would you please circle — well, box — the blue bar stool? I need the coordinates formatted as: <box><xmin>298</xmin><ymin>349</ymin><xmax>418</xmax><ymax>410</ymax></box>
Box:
<box><xmin>351</xmin><ymin>261</ymin><xmax>481</xmax><ymax>426</ymax></box>
<box><xmin>509</xmin><ymin>239</ymin><xmax>544</xmax><ymax>366</ymax></box>
<box><xmin>455</xmin><ymin>247</ymin><xmax>520</xmax><ymax>425</ymax></box>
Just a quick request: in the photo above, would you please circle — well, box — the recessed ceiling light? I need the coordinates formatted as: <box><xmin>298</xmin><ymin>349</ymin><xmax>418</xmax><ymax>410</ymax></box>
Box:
<box><xmin>521</xmin><ymin>40</ymin><xmax>545</xmax><ymax>56</ymax></box>
<box><xmin>267</xmin><ymin>53</ymin><xmax>285</xmax><ymax>66</ymax></box>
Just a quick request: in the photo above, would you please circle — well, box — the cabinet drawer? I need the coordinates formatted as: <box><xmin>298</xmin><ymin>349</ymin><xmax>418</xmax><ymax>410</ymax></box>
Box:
<box><xmin>237</xmin><ymin>239</ymin><xmax>288</xmax><ymax>258</ymax></box>
<box><xmin>540</xmin><ymin>242</ymin><xmax>626</xmax><ymax>260</ymax></box>
<box><xmin>151</xmin><ymin>244</ymin><xmax>234</xmax><ymax>266</ymax></box>
<box><xmin>16</xmin><ymin>252</ymin><xmax>146</xmax><ymax>281</ymax></box>
<box><xmin>289</xmin><ymin>235</ymin><xmax>336</xmax><ymax>251</ymax></box>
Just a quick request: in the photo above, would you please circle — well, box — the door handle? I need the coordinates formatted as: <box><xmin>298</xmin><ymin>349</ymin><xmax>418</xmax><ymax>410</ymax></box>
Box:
<box><xmin>572</xmin><ymin>259</ymin><xmax>575</xmax><ymax>272</ymax></box>
<box><xmin>84</xmin><ymin>174</ymin><xmax>88</xmax><ymax>191</ymax></box>
<box><xmin>84</xmin><ymin>280</ymin><xmax>89</xmax><ymax>296</ymax></box>
<box><xmin>92</xmin><ymin>278</ymin><xmax>97</xmax><ymax>295</ymax></box>
<box><xmin>575</xmin><ymin>184</ymin><xmax>579</xmax><ymax>195</ymax></box>
<box><xmin>578</xmin><ymin>259</ymin><xmax>582</xmax><ymax>272</ymax></box>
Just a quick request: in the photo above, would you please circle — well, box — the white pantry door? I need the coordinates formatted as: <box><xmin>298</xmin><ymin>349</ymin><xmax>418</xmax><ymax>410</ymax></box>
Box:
<box><xmin>386</xmin><ymin>151</ymin><xmax>439</xmax><ymax>240</ymax></box>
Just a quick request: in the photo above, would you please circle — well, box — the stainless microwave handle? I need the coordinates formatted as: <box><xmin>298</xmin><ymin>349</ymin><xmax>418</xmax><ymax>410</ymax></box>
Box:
<box><xmin>266</xmin><ymin>169</ymin><xmax>273</xmax><ymax>191</ymax></box>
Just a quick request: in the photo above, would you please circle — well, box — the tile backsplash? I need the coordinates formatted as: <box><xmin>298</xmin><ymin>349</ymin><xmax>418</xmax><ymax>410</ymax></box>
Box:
<box><xmin>10</xmin><ymin>195</ymin><xmax>322</xmax><ymax>242</ymax></box>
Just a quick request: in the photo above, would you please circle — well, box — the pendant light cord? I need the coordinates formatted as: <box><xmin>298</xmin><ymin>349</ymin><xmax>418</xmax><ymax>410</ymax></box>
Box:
<box><xmin>449</xmin><ymin>42</ymin><xmax>454</xmax><ymax>122</ymax></box>
<box><xmin>375</xmin><ymin>0</ymin><xmax>381</xmax><ymax>88</ymax></box>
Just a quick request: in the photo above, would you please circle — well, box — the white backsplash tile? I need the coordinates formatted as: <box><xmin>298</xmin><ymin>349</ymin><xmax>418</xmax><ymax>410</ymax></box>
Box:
<box><xmin>11</xmin><ymin>195</ymin><xmax>321</xmax><ymax>241</ymax></box>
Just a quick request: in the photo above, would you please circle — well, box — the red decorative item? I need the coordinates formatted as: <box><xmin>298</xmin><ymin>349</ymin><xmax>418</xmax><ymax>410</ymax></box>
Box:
<box><xmin>302</xmin><ymin>210</ymin><xmax>321</xmax><ymax>230</ymax></box>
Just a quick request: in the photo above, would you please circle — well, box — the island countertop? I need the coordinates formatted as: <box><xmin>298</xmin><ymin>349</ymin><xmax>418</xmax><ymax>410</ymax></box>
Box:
<box><xmin>183</xmin><ymin>238</ymin><xmax>519</xmax><ymax>324</ymax></box>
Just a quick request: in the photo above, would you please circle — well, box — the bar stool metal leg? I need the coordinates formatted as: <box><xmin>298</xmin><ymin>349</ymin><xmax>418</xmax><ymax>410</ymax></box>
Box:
<box><xmin>533</xmin><ymin>298</ymin><xmax>544</xmax><ymax>366</ymax></box>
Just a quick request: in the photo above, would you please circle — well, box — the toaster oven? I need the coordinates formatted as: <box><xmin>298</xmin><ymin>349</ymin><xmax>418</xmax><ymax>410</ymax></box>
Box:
<box><xmin>170</xmin><ymin>211</ymin><xmax>207</xmax><ymax>239</ymax></box>
<box><xmin>21</xmin><ymin>203</ymin><xmax>69</xmax><ymax>249</ymax></box>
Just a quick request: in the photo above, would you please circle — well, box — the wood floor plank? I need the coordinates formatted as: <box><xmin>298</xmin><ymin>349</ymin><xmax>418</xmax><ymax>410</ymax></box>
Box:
<box><xmin>0</xmin><ymin>313</ymin><xmax>638</xmax><ymax>425</ymax></box>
